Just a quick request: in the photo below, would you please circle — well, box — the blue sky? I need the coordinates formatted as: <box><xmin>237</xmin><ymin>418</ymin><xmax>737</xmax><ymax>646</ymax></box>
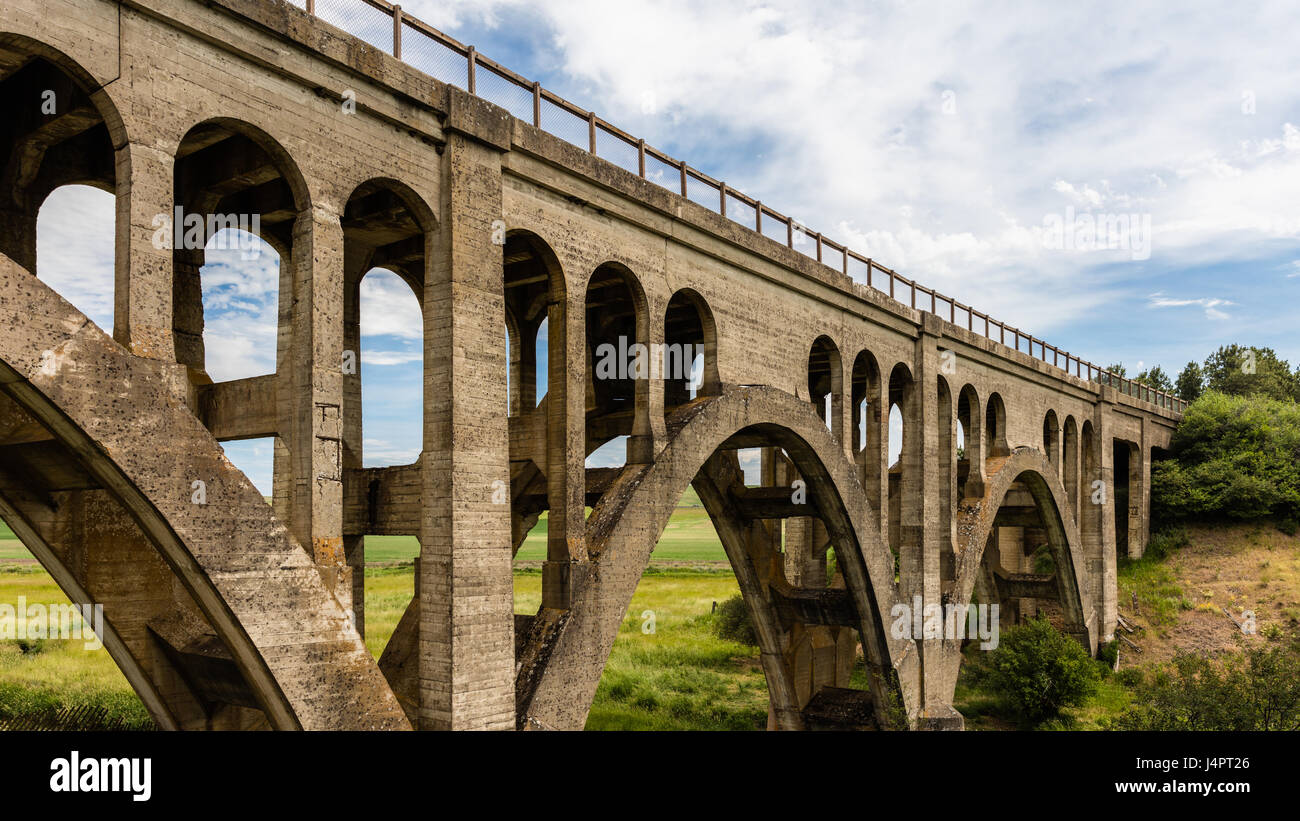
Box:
<box><xmin>33</xmin><ymin>0</ymin><xmax>1300</xmax><ymax>492</ymax></box>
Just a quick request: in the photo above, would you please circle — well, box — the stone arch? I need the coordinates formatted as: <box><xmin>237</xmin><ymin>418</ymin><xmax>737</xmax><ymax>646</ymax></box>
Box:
<box><xmin>957</xmin><ymin>383</ymin><xmax>984</xmax><ymax>498</ymax></box>
<box><xmin>807</xmin><ymin>335</ymin><xmax>842</xmax><ymax>440</ymax></box>
<box><xmin>662</xmin><ymin>287</ymin><xmax>720</xmax><ymax>416</ymax></box>
<box><xmin>503</xmin><ymin>229</ymin><xmax>565</xmax><ymax>415</ymax></box>
<box><xmin>517</xmin><ymin>385</ymin><xmax>919</xmax><ymax>731</ymax></box>
<box><xmin>171</xmin><ymin>117</ymin><xmax>312</xmax><ymax>381</ymax></box>
<box><xmin>0</xmin><ymin>33</ymin><xmax>127</xmax><ymax>280</ymax></box>
<box><xmin>586</xmin><ymin>260</ymin><xmax>651</xmax><ymax>464</ymax></box>
<box><xmin>1043</xmin><ymin>409</ymin><xmax>1060</xmax><ymax>467</ymax></box>
<box><xmin>954</xmin><ymin>448</ymin><xmax>1095</xmax><ymax>655</ymax></box>
<box><xmin>850</xmin><ymin>349</ymin><xmax>883</xmax><ymax>517</ymax></box>
<box><xmin>985</xmin><ymin>391</ymin><xmax>1008</xmax><ymax>457</ymax></box>
<box><xmin>0</xmin><ymin>259</ymin><xmax>408</xmax><ymax>730</ymax></box>
<box><xmin>1062</xmin><ymin>415</ymin><xmax>1079</xmax><ymax>516</ymax></box>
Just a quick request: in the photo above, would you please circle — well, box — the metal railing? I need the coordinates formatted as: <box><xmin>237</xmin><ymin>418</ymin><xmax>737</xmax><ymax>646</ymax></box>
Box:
<box><xmin>295</xmin><ymin>0</ymin><xmax>1188</xmax><ymax>414</ymax></box>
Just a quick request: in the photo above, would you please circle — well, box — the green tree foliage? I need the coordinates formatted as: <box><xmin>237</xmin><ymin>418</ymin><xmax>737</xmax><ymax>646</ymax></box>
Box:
<box><xmin>1115</xmin><ymin>645</ymin><xmax>1300</xmax><ymax>731</ymax></box>
<box><xmin>1151</xmin><ymin>391</ymin><xmax>1300</xmax><ymax>523</ymax></box>
<box><xmin>1203</xmin><ymin>344</ymin><xmax>1300</xmax><ymax>402</ymax></box>
<box><xmin>1175</xmin><ymin>360</ymin><xmax>1204</xmax><ymax>402</ymax></box>
<box><xmin>986</xmin><ymin>617</ymin><xmax>1099</xmax><ymax>725</ymax></box>
<box><xmin>1134</xmin><ymin>365</ymin><xmax>1172</xmax><ymax>392</ymax></box>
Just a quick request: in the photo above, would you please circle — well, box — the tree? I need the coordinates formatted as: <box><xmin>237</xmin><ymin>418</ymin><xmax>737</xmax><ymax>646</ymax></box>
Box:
<box><xmin>1175</xmin><ymin>361</ymin><xmax>1204</xmax><ymax>402</ymax></box>
<box><xmin>1203</xmin><ymin>344</ymin><xmax>1300</xmax><ymax>402</ymax></box>
<box><xmin>1134</xmin><ymin>365</ymin><xmax>1172</xmax><ymax>392</ymax></box>
<box><xmin>1116</xmin><ymin>646</ymin><xmax>1300</xmax><ymax>731</ymax></box>
<box><xmin>986</xmin><ymin>617</ymin><xmax>1099</xmax><ymax>725</ymax></box>
<box><xmin>1150</xmin><ymin>391</ymin><xmax>1300</xmax><ymax>523</ymax></box>
<box><xmin>1098</xmin><ymin>362</ymin><xmax>1127</xmax><ymax>389</ymax></box>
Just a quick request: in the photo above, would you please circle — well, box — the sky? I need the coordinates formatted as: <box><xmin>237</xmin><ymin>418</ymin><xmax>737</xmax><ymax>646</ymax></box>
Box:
<box><xmin>34</xmin><ymin>0</ymin><xmax>1300</xmax><ymax>493</ymax></box>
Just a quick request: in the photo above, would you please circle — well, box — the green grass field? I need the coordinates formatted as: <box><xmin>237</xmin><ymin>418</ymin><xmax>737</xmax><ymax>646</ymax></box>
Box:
<box><xmin>0</xmin><ymin>493</ymin><xmax>757</xmax><ymax>730</ymax></box>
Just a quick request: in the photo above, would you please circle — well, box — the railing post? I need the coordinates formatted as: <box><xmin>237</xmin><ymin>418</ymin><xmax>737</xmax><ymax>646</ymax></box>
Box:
<box><xmin>392</xmin><ymin>5</ymin><xmax>402</xmax><ymax>60</ymax></box>
<box><xmin>306</xmin><ymin>0</ymin><xmax>315</xmax><ymax>15</ymax></box>
<box><xmin>816</xmin><ymin>234</ymin><xmax>822</xmax><ymax>263</ymax></box>
<box><xmin>910</xmin><ymin>281</ymin><xmax>916</xmax><ymax>309</ymax></box>
<box><xmin>637</xmin><ymin>138</ymin><xmax>646</xmax><ymax>178</ymax></box>
<box><xmin>679</xmin><ymin>161</ymin><xmax>688</xmax><ymax>197</ymax></box>
<box><xmin>532</xmin><ymin>81</ymin><xmax>541</xmax><ymax>127</ymax></box>
<box><xmin>719</xmin><ymin>182</ymin><xmax>727</xmax><ymax>217</ymax></box>
<box><xmin>755</xmin><ymin>202</ymin><xmax>762</xmax><ymax>233</ymax></box>
<box><xmin>866</xmin><ymin>260</ymin><xmax>873</xmax><ymax>289</ymax></box>
<box><xmin>588</xmin><ymin>112</ymin><xmax>597</xmax><ymax>153</ymax></box>
<box><xmin>466</xmin><ymin>45</ymin><xmax>476</xmax><ymax>94</ymax></box>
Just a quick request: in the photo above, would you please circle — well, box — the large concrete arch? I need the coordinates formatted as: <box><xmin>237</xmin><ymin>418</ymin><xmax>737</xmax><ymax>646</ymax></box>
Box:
<box><xmin>953</xmin><ymin>447</ymin><xmax>1096</xmax><ymax>654</ymax></box>
<box><xmin>517</xmin><ymin>385</ymin><xmax>920</xmax><ymax>731</ymax></box>
<box><xmin>0</xmin><ymin>253</ymin><xmax>410</xmax><ymax>730</ymax></box>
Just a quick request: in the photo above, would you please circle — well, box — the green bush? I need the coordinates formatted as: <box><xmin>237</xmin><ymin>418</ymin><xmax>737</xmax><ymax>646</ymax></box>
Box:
<box><xmin>1151</xmin><ymin>391</ymin><xmax>1300</xmax><ymax>525</ymax></box>
<box><xmin>1095</xmin><ymin>640</ymin><xmax>1119</xmax><ymax>671</ymax></box>
<box><xmin>1278</xmin><ymin>517</ymin><xmax>1298</xmax><ymax>537</ymax></box>
<box><xmin>1115</xmin><ymin>646</ymin><xmax>1300</xmax><ymax>730</ymax></box>
<box><xmin>711</xmin><ymin>595</ymin><xmax>758</xmax><ymax>646</ymax></box>
<box><xmin>986</xmin><ymin>617</ymin><xmax>1099</xmax><ymax>725</ymax></box>
<box><xmin>1145</xmin><ymin>528</ymin><xmax>1189</xmax><ymax>561</ymax></box>
<box><xmin>1114</xmin><ymin>667</ymin><xmax>1144</xmax><ymax>688</ymax></box>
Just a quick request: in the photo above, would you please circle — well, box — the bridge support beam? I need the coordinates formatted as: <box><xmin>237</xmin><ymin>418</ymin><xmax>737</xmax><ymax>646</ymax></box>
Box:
<box><xmin>420</xmin><ymin>121</ymin><xmax>516</xmax><ymax>730</ymax></box>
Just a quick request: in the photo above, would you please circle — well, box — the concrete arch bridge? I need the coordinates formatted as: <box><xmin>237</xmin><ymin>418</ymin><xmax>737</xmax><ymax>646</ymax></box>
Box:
<box><xmin>0</xmin><ymin>0</ymin><xmax>1179</xmax><ymax>730</ymax></box>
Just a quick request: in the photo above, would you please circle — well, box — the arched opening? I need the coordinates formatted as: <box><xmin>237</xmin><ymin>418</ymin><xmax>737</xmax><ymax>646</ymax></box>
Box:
<box><xmin>957</xmin><ymin>384</ymin><xmax>983</xmax><ymax>498</ymax></box>
<box><xmin>586</xmin><ymin>263</ymin><xmax>649</xmax><ymax>469</ymax></box>
<box><xmin>662</xmin><ymin>288</ymin><xmax>720</xmax><ymax>420</ymax></box>
<box><xmin>806</xmin><ymin>335</ymin><xmax>842</xmax><ymax>438</ymax></box>
<box><xmin>887</xmin><ymin>363</ymin><xmax>915</xmax><ymax>565</ymax></box>
<box><xmin>850</xmin><ymin>350</ymin><xmax>882</xmax><ymax>523</ymax></box>
<box><xmin>516</xmin><ymin>387</ymin><xmax>911</xmax><ymax>731</ymax></box>
<box><xmin>1062</xmin><ymin>416</ymin><xmax>1079</xmax><ymax>519</ymax></box>
<box><xmin>1043</xmin><ymin>410</ymin><xmax>1060</xmax><ymax>468</ymax></box>
<box><xmin>172</xmin><ymin>119</ymin><xmax>306</xmax><ymax>385</ymax></box>
<box><xmin>958</xmin><ymin>459</ymin><xmax>1092</xmax><ymax>726</ymax></box>
<box><xmin>35</xmin><ymin>185</ymin><xmax>115</xmax><ymax>329</ymax></box>
<box><xmin>503</xmin><ymin>232</ymin><xmax>560</xmax><ymax>417</ymax></box>
<box><xmin>1113</xmin><ymin>439</ymin><xmax>1141</xmax><ymax>559</ymax></box>
<box><xmin>340</xmin><ymin>179</ymin><xmax>432</xmax><ymax>644</ymax></box>
<box><xmin>985</xmin><ymin>392</ymin><xmax>1008</xmax><ymax>458</ymax></box>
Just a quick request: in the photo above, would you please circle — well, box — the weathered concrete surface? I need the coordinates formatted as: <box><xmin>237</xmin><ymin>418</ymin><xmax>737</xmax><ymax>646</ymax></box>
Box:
<box><xmin>0</xmin><ymin>0</ymin><xmax>1180</xmax><ymax>729</ymax></box>
<box><xmin>0</xmin><ymin>255</ymin><xmax>409</xmax><ymax>730</ymax></box>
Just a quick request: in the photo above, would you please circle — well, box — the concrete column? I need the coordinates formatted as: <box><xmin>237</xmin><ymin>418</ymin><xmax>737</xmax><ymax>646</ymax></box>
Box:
<box><xmin>114</xmin><ymin>140</ymin><xmax>176</xmax><ymax>360</ymax></box>
<box><xmin>420</xmin><ymin>127</ymin><xmax>515</xmax><ymax>730</ymax></box>
<box><xmin>909</xmin><ymin>317</ymin><xmax>945</xmax><ymax>708</ymax></box>
<box><xmin>284</xmin><ymin>205</ymin><xmax>348</xmax><ymax>610</ymax></box>
<box><xmin>341</xmin><ymin>253</ymin><xmax>368</xmax><ymax>637</ymax></box>
<box><xmin>1093</xmin><ymin>394</ymin><xmax>1118</xmax><ymax>641</ymax></box>
<box><xmin>543</xmin><ymin>286</ymin><xmax>586</xmax><ymax>608</ymax></box>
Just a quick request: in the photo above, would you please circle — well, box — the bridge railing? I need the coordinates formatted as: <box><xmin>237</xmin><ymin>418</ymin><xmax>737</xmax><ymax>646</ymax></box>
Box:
<box><xmin>292</xmin><ymin>0</ymin><xmax>1188</xmax><ymax>414</ymax></box>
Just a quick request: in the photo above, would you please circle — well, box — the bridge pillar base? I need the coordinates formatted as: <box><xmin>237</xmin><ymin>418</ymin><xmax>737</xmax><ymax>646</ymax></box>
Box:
<box><xmin>916</xmin><ymin>704</ymin><xmax>965</xmax><ymax>731</ymax></box>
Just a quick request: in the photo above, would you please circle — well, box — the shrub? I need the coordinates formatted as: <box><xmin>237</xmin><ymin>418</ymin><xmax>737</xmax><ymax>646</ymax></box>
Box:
<box><xmin>1278</xmin><ymin>517</ymin><xmax>1298</xmax><ymax>537</ymax></box>
<box><xmin>1115</xmin><ymin>646</ymin><xmax>1300</xmax><ymax>730</ymax></box>
<box><xmin>1151</xmin><ymin>391</ymin><xmax>1300</xmax><ymax>525</ymax></box>
<box><xmin>986</xmin><ymin>617</ymin><xmax>1099</xmax><ymax>725</ymax></box>
<box><xmin>1145</xmin><ymin>528</ymin><xmax>1189</xmax><ymax>561</ymax></box>
<box><xmin>1114</xmin><ymin>667</ymin><xmax>1144</xmax><ymax>688</ymax></box>
<box><xmin>711</xmin><ymin>595</ymin><xmax>758</xmax><ymax>646</ymax></box>
<box><xmin>1095</xmin><ymin>640</ymin><xmax>1119</xmax><ymax>671</ymax></box>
